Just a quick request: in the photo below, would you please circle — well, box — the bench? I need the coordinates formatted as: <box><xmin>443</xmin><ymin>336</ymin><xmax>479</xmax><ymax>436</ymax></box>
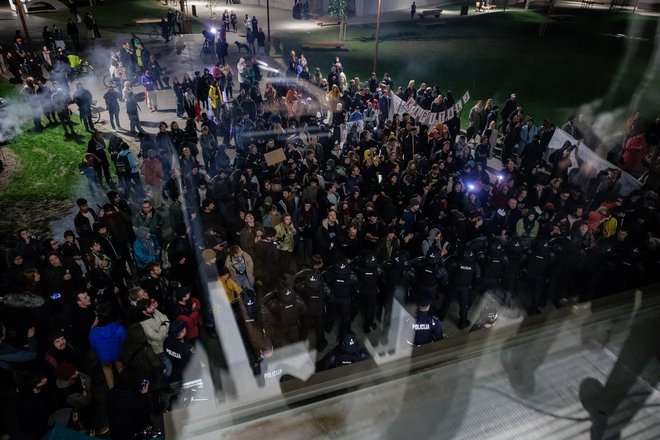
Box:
<box><xmin>315</xmin><ymin>18</ymin><xmax>341</xmax><ymax>26</ymax></box>
<box><xmin>480</xmin><ymin>4</ymin><xmax>497</xmax><ymax>10</ymax></box>
<box><xmin>133</xmin><ymin>18</ymin><xmax>162</xmax><ymax>25</ymax></box>
<box><xmin>301</xmin><ymin>41</ymin><xmax>345</xmax><ymax>50</ymax></box>
<box><xmin>418</xmin><ymin>9</ymin><xmax>443</xmax><ymax>18</ymax></box>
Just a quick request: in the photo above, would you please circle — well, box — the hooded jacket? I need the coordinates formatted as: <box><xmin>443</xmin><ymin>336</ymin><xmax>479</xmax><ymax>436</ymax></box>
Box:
<box><xmin>422</xmin><ymin>228</ymin><xmax>440</xmax><ymax>256</ymax></box>
<box><xmin>89</xmin><ymin>321</ymin><xmax>126</xmax><ymax>363</ymax></box>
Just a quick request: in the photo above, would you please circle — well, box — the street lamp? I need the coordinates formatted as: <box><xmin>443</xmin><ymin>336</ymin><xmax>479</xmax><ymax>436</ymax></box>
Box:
<box><xmin>373</xmin><ymin>0</ymin><xmax>382</xmax><ymax>73</ymax></box>
<box><xmin>14</xmin><ymin>0</ymin><xmax>34</xmax><ymax>50</ymax></box>
<box><xmin>267</xmin><ymin>0</ymin><xmax>271</xmax><ymax>42</ymax></box>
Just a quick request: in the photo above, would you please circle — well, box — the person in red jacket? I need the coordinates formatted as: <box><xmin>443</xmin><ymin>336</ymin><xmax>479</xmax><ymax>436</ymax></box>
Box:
<box><xmin>140</xmin><ymin>149</ymin><xmax>164</xmax><ymax>209</ymax></box>
<box><xmin>170</xmin><ymin>286</ymin><xmax>201</xmax><ymax>341</ymax></box>
<box><xmin>622</xmin><ymin>132</ymin><xmax>647</xmax><ymax>173</ymax></box>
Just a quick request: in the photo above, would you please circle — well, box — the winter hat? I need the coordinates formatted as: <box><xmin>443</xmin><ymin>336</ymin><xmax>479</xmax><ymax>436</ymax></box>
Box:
<box><xmin>49</xmin><ymin>328</ymin><xmax>67</xmax><ymax>343</ymax></box>
<box><xmin>417</xmin><ymin>298</ymin><xmax>432</xmax><ymax>308</ymax></box>
<box><xmin>169</xmin><ymin>320</ymin><xmax>186</xmax><ymax>336</ymax></box>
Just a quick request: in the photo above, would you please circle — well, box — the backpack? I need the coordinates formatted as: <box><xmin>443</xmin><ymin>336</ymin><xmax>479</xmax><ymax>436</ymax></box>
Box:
<box><xmin>279</xmin><ymin>302</ymin><xmax>300</xmax><ymax>327</ymax></box>
<box><xmin>115</xmin><ymin>153</ymin><xmax>130</xmax><ymax>176</ymax></box>
<box><xmin>242</xmin><ymin>289</ymin><xmax>258</xmax><ymax>321</ymax></box>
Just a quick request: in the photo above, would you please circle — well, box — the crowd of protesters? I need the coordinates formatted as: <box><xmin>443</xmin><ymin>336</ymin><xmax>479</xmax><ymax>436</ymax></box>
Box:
<box><xmin>1</xmin><ymin>19</ymin><xmax>660</xmax><ymax>439</ymax></box>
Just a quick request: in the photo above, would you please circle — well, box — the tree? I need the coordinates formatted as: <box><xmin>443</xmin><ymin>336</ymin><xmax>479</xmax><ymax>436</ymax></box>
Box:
<box><xmin>206</xmin><ymin>0</ymin><xmax>219</xmax><ymax>20</ymax></box>
<box><xmin>328</xmin><ymin>0</ymin><xmax>349</xmax><ymax>41</ymax></box>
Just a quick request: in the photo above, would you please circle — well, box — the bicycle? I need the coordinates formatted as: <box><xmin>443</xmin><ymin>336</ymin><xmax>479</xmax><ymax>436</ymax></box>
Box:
<box><xmin>103</xmin><ymin>74</ymin><xmax>115</xmax><ymax>88</ymax></box>
<box><xmin>79</xmin><ymin>60</ymin><xmax>95</xmax><ymax>77</ymax></box>
<box><xmin>90</xmin><ymin>100</ymin><xmax>101</xmax><ymax>125</ymax></box>
<box><xmin>148</xmin><ymin>27</ymin><xmax>162</xmax><ymax>42</ymax></box>
<box><xmin>200</xmin><ymin>38</ymin><xmax>214</xmax><ymax>60</ymax></box>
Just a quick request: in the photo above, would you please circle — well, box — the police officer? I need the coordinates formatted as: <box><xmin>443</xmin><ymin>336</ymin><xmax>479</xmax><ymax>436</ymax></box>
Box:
<box><xmin>408</xmin><ymin>298</ymin><xmax>444</xmax><ymax>346</ymax></box>
<box><xmin>354</xmin><ymin>253</ymin><xmax>383</xmax><ymax>333</ymax></box>
<box><xmin>379</xmin><ymin>251</ymin><xmax>415</xmax><ymax>332</ymax></box>
<box><xmin>596</xmin><ymin>227</ymin><xmax>641</xmax><ymax>296</ymax></box>
<box><xmin>236</xmin><ymin>288</ymin><xmax>263</xmax><ymax>361</ymax></box>
<box><xmin>503</xmin><ymin>235</ymin><xmax>526</xmax><ymax>307</ymax></box>
<box><xmin>439</xmin><ymin>247</ymin><xmax>481</xmax><ymax>329</ymax></box>
<box><xmin>252</xmin><ymin>338</ymin><xmax>288</xmax><ymax>389</ymax></box>
<box><xmin>261</xmin><ymin>287</ymin><xmax>309</xmax><ymax>348</ymax></box>
<box><xmin>525</xmin><ymin>237</ymin><xmax>554</xmax><ymax>315</ymax></box>
<box><xmin>316</xmin><ymin>331</ymin><xmax>370</xmax><ymax>372</ymax></box>
<box><xmin>323</xmin><ymin>257</ymin><xmax>358</xmax><ymax>334</ymax></box>
<box><xmin>413</xmin><ymin>249</ymin><xmax>448</xmax><ymax>307</ymax></box>
<box><xmin>547</xmin><ymin>233</ymin><xmax>577</xmax><ymax>307</ymax></box>
<box><xmin>481</xmin><ymin>240</ymin><xmax>507</xmax><ymax>296</ymax></box>
<box><xmin>163</xmin><ymin>320</ymin><xmax>196</xmax><ymax>384</ymax></box>
<box><xmin>294</xmin><ymin>263</ymin><xmax>327</xmax><ymax>352</ymax></box>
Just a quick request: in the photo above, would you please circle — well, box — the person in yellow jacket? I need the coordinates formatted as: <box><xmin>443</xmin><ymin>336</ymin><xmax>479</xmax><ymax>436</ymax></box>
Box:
<box><xmin>209</xmin><ymin>80</ymin><xmax>222</xmax><ymax>121</ymax></box>
<box><xmin>67</xmin><ymin>54</ymin><xmax>82</xmax><ymax>71</ymax></box>
<box><xmin>274</xmin><ymin>213</ymin><xmax>296</xmax><ymax>273</ymax></box>
<box><xmin>219</xmin><ymin>266</ymin><xmax>243</xmax><ymax>304</ymax></box>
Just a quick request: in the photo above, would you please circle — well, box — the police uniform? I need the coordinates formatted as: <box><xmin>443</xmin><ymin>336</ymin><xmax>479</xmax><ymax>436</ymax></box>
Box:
<box><xmin>525</xmin><ymin>239</ymin><xmax>553</xmax><ymax>314</ymax></box>
<box><xmin>408</xmin><ymin>301</ymin><xmax>444</xmax><ymax>346</ymax></box>
<box><xmin>481</xmin><ymin>241</ymin><xmax>507</xmax><ymax>293</ymax></box>
<box><xmin>261</xmin><ymin>288</ymin><xmax>309</xmax><ymax>347</ymax></box>
<box><xmin>503</xmin><ymin>236</ymin><xmax>526</xmax><ymax>307</ymax></box>
<box><xmin>547</xmin><ymin>235</ymin><xmax>576</xmax><ymax>306</ymax></box>
<box><xmin>439</xmin><ymin>248</ymin><xmax>480</xmax><ymax>329</ymax></box>
<box><xmin>163</xmin><ymin>321</ymin><xmax>195</xmax><ymax>383</ymax></box>
<box><xmin>414</xmin><ymin>250</ymin><xmax>448</xmax><ymax>305</ymax></box>
<box><xmin>294</xmin><ymin>269</ymin><xmax>327</xmax><ymax>351</ymax></box>
<box><xmin>316</xmin><ymin>332</ymin><xmax>370</xmax><ymax>372</ymax></box>
<box><xmin>323</xmin><ymin>259</ymin><xmax>358</xmax><ymax>334</ymax></box>
<box><xmin>354</xmin><ymin>254</ymin><xmax>383</xmax><ymax>333</ymax></box>
<box><xmin>597</xmin><ymin>235</ymin><xmax>641</xmax><ymax>296</ymax></box>
<box><xmin>379</xmin><ymin>252</ymin><xmax>415</xmax><ymax>330</ymax></box>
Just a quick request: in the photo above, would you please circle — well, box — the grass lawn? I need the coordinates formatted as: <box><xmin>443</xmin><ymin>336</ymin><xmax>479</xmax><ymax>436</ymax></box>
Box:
<box><xmin>0</xmin><ymin>121</ymin><xmax>84</xmax><ymax>201</ymax></box>
<box><xmin>0</xmin><ymin>77</ymin><xmax>83</xmax><ymax>201</ymax></box>
<box><xmin>0</xmin><ymin>77</ymin><xmax>84</xmax><ymax>238</ymax></box>
<box><xmin>279</xmin><ymin>9</ymin><xmax>660</xmax><ymax>127</ymax></box>
<box><xmin>34</xmin><ymin>0</ymin><xmax>204</xmax><ymax>36</ymax></box>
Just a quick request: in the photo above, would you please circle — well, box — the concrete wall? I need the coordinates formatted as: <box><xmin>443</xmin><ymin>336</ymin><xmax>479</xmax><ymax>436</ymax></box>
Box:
<box><xmin>355</xmin><ymin>0</ymin><xmax>440</xmax><ymax>16</ymax></box>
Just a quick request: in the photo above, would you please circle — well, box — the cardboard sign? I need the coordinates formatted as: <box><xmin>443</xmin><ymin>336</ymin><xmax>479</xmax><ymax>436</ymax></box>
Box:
<box><xmin>264</xmin><ymin>148</ymin><xmax>286</xmax><ymax>166</ymax></box>
<box><xmin>463</xmin><ymin>91</ymin><xmax>470</xmax><ymax>104</ymax></box>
